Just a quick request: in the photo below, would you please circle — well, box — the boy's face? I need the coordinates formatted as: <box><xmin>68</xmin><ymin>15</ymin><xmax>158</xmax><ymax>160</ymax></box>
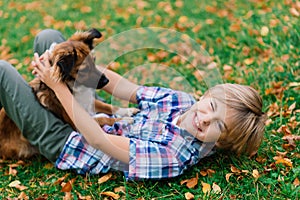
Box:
<box><xmin>178</xmin><ymin>95</ymin><xmax>231</xmax><ymax>143</ymax></box>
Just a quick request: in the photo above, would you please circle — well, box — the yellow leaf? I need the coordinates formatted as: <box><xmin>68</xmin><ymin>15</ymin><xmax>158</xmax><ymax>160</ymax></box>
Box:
<box><xmin>244</xmin><ymin>58</ymin><xmax>254</xmax><ymax>65</ymax></box>
<box><xmin>225</xmin><ymin>173</ymin><xmax>233</xmax><ymax>182</ymax></box>
<box><xmin>178</xmin><ymin>16</ymin><xmax>188</xmax><ymax>24</ymax></box>
<box><xmin>260</xmin><ymin>26</ymin><xmax>269</xmax><ymax>36</ymax></box>
<box><xmin>212</xmin><ymin>182</ymin><xmax>221</xmax><ymax>194</ymax></box>
<box><xmin>275</xmin><ymin>158</ymin><xmax>293</xmax><ymax>167</ymax></box>
<box><xmin>201</xmin><ymin>181</ymin><xmax>211</xmax><ymax>194</ymax></box>
<box><xmin>252</xmin><ymin>169</ymin><xmax>260</xmax><ymax>179</ymax></box>
<box><xmin>100</xmin><ymin>191</ymin><xmax>120</xmax><ymax>200</ymax></box>
<box><xmin>184</xmin><ymin>192</ymin><xmax>194</xmax><ymax>200</ymax></box>
<box><xmin>98</xmin><ymin>172</ymin><xmax>112</xmax><ymax>184</ymax></box>
<box><xmin>9</xmin><ymin>180</ymin><xmax>21</xmax><ymax>187</ymax></box>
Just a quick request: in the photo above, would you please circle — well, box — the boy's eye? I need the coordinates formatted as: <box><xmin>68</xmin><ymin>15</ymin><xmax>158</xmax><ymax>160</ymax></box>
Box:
<box><xmin>217</xmin><ymin>121</ymin><xmax>228</xmax><ymax>133</ymax></box>
<box><xmin>210</xmin><ymin>99</ymin><xmax>215</xmax><ymax>111</ymax></box>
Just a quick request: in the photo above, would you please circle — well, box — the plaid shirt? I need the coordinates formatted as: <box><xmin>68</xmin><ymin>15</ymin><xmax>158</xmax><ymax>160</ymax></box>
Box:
<box><xmin>56</xmin><ymin>86</ymin><xmax>215</xmax><ymax>180</ymax></box>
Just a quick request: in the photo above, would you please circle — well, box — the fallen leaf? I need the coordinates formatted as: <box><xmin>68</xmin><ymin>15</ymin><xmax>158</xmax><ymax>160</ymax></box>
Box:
<box><xmin>63</xmin><ymin>192</ymin><xmax>73</xmax><ymax>200</ymax></box>
<box><xmin>293</xmin><ymin>177</ymin><xmax>299</xmax><ymax>187</ymax></box>
<box><xmin>114</xmin><ymin>186</ymin><xmax>126</xmax><ymax>194</ymax></box>
<box><xmin>252</xmin><ymin>169</ymin><xmax>260</xmax><ymax>179</ymax></box>
<box><xmin>231</xmin><ymin>165</ymin><xmax>241</xmax><ymax>174</ymax></box>
<box><xmin>9</xmin><ymin>180</ymin><xmax>21</xmax><ymax>187</ymax></box>
<box><xmin>76</xmin><ymin>191</ymin><xmax>92</xmax><ymax>200</ymax></box>
<box><xmin>275</xmin><ymin>158</ymin><xmax>293</xmax><ymax>167</ymax></box>
<box><xmin>54</xmin><ymin>174</ymin><xmax>69</xmax><ymax>185</ymax></box>
<box><xmin>260</xmin><ymin>26</ymin><xmax>269</xmax><ymax>36</ymax></box>
<box><xmin>244</xmin><ymin>57</ymin><xmax>254</xmax><ymax>65</ymax></box>
<box><xmin>100</xmin><ymin>191</ymin><xmax>120</xmax><ymax>199</ymax></box>
<box><xmin>18</xmin><ymin>192</ymin><xmax>29</xmax><ymax>200</ymax></box>
<box><xmin>184</xmin><ymin>192</ymin><xmax>194</xmax><ymax>200</ymax></box>
<box><xmin>201</xmin><ymin>181</ymin><xmax>211</xmax><ymax>194</ymax></box>
<box><xmin>9</xmin><ymin>166</ymin><xmax>18</xmax><ymax>176</ymax></box>
<box><xmin>212</xmin><ymin>182</ymin><xmax>221</xmax><ymax>194</ymax></box>
<box><xmin>225</xmin><ymin>173</ymin><xmax>233</xmax><ymax>182</ymax></box>
<box><xmin>98</xmin><ymin>172</ymin><xmax>113</xmax><ymax>184</ymax></box>
<box><xmin>61</xmin><ymin>178</ymin><xmax>76</xmax><ymax>193</ymax></box>
<box><xmin>230</xmin><ymin>23</ymin><xmax>241</xmax><ymax>32</ymax></box>
<box><xmin>180</xmin><ymin>173</ymin><xmax>198</xmax><ymax>188</ymax></box>
<box><xmin>290</xmin><ymin>7</ymin><xmax>300</xmax><ymax>17</ymax></box>
<box><xmin>8</xmin><ymin>180</ymin><xmax>28</xmax><ymax>191</ymax></box>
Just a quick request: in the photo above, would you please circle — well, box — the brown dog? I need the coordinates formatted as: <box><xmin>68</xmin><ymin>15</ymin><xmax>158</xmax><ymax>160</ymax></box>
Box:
<box><xmin>0</xmin><ymin>28</ymin><xmax>138</xmax><ymax>159</ymax></box>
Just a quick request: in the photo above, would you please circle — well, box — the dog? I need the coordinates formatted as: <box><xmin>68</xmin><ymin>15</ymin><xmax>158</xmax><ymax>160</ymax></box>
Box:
<box><xmin>0</xmin><ymin>28</ymin><xmax>139</xmax><ymax>159</ymax></box>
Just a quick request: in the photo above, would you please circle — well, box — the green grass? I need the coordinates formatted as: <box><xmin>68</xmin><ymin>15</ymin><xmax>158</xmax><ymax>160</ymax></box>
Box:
<box><xmin>0</xmin><ymin>0</ymin><xmax>299</xmax><ymax>199</ymax></box>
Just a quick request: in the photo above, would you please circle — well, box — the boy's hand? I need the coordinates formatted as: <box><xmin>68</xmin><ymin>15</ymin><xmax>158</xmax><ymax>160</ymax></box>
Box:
<box><xmin>32</xmin><ymin>51</ymin><xmax>65</xmax><ymax>91</ymax></box>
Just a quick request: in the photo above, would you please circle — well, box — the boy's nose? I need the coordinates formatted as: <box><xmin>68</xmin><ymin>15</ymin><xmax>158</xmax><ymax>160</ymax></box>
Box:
<box><xmin>200</xmin><ymin>119</ymin><xmax>210</xmax><ymax>127</ymax></box>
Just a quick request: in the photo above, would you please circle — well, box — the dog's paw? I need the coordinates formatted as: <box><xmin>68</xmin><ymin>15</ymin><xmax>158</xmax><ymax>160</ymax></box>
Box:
<box><xmin>120</xmin><ymin>117</ymin><xmax>135</xmax><ymax>124</ymax></box>
<box><xmin>115</xmin><ymin>107</ymin><xmax>140</xmax><ymax>117</ymax></box>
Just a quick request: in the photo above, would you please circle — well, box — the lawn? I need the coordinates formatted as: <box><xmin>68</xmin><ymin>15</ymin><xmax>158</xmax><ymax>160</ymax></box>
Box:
<box><xmin>0</xmin><ymin>0</ymin><xmax>299</xmax><ymax>199</ymax></box>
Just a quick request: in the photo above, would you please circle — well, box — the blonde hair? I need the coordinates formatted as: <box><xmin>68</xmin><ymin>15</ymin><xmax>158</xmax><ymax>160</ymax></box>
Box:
<box><xmin>204</xmin><ymin>83</ymin><xmax>267</xmax><ymax>156</ymax></box>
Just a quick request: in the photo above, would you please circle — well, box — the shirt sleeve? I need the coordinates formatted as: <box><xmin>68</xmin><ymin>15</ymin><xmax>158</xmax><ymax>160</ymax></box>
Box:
<box><xmin>127</xmin><ymin>138</ymin><xmax>189</xmax><ymax>180</ymax></box>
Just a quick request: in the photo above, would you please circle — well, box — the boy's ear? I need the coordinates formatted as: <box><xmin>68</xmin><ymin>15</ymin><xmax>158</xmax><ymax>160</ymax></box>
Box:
<box><xmin>69</xmin><ymin>28</ymin><xmax>102</xmax><ymax>50</ymax></box>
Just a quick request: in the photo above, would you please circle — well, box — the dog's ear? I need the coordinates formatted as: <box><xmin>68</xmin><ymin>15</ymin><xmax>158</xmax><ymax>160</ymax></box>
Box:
<box><xmin>56</xmin><ymin>47</ymin><xmax>78</xmax><ymax>80</ymax></box>
<box><xmin>69</xmin><ymin>28</ymin><xmax>102</xmax><ymax>50</ymax></box>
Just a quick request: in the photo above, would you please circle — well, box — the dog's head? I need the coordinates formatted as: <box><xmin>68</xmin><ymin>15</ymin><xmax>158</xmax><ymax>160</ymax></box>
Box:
<box><xmin>50</xmin><ymin>28</ymin><xmax>108</xmax><ymax>89</ymax></box>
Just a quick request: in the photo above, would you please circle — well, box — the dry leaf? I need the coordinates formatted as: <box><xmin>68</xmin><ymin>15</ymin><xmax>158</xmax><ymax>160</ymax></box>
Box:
<box><xmin>201</xmin><ymin>181</ymin><xmax>211</xmax><ymax>194</ymax></box>
<box><xmin>252</xmin><ymin>169</ymin><xmax>260</xmax><ymax>179</ymax></box>
<box><xmin>244</xmin><ymin>57</ymin><xmax>254</xmax><ymax>65</ymax></box>
<box><xmin>225</xmin><ymin>173</ymin><xmax>233</xmax><ymax>182</ymax></box>
<box><xmin>290</xmin><ymin>7</ymin><xmax>300</xmax><ymax>17</ymax></box>
<box><xmin>18</xmin><ymin>192</ymin><xmax>29</xmax><ymax>200</ymax></box>
<box><xmin>230</xmin><ymin>23</ymin><xmax>241</xmax><ymax>32</ymax></box>
<box><xmin>100</xmin><ymin>191</ymin><xmax>120</xmax><ymax>199</ymax></box>
<box><xmin>8</xmin><ymin>180</ymin><xmax>28</xmax><ymax>191</ymax></box>
<box><xmin>61</xmin><ymin>178</ymin><xmax>76</xmax><ymax>193</ymax></box>
<box><xmin>80</xmin><ymin>6</ymin><xmax>91</xmax><ymax>13</ymax></box>
<box><xmin>200</xmin><ymin>170</ymin><xmax>207</xmax><ymax>176</ymax></box>
<box><xmin>76</xmin><ymin>191</ymin><xmax>92</xmax><ymax>200</ymax></box>
<box><xmin>114</xmin><ymin>186</ymin><xmax>126</xmax><ymax>194</ymax></box>
<box><xmin>9</xmin><ymin>166</ymin><xmax>18</xmax><ymax>176</ymax></box>
<box><xmin>184</xmin><ymin>192</ymin><xmax>194</xmax><ymax>200</ymax></box>
<box><xmin>231</xmin><ymin>165</ymin><xmax>241</xmax><ymax>174</ymax></box>
<box><xmin>98</xmin><ymin>172</ymin><xmax>113</xmax><ymax>184</ymax></box>
<box><xmin>180</xmin><ymin>173</ymin><xmax>198</xmax><ymax>188</ymax></box>
<box><xmin>293</xmin><ymin>177</ymin><xmax>299</xmax><ymax>187</ymax></box>
<box><xmin>9</xmin><ymin>180</ymin><xmax>21</xmax><ymax>187</ymax></box>
<box><xmin>63</xmin><ymin>192</ymin><xmax>73</xmax><ymax>200</ymax></box>
<box><xmin>260</xmin><ymin>26</ymin><xmax>269</xmax><ymax>36</ymax></box>
<box><xmin>54</xmin><ymin>174</ymin><xmax>69</xmax><ymax>185</ymax></box>
<box><xmin>212</xmin><ymin>182</ymin><xmax>221</xmax><ymax>194</ymax></box>
<box><xmin>275</xmin><ymin>158</ymin><xmax>293</xmax><ymax>167</ymax></box>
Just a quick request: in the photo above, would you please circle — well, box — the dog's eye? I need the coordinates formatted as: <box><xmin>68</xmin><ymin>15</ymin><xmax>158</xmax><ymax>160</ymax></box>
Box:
<box><xmin>79</xmin><ymin>66</ymin><xmax>89</xmax><ymax>72</ymax></box>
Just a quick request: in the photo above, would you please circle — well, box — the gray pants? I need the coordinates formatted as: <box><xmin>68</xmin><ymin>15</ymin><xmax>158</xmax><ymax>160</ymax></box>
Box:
<box><xmin>0</xmin><ymin>29</ymin><xmax>73</xmax><ymax>162</ymax></box>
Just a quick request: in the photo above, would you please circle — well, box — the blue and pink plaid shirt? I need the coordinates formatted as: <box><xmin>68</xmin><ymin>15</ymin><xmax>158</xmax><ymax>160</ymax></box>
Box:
<box><xmin>56</xmin><ymin>86</ymin><xmax>215</xmax><ymax>180</ymax></box>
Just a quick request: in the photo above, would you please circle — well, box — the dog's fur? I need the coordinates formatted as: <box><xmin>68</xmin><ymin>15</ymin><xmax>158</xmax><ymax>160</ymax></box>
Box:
<box><xmin>0</xmin><ymin>28</ymin><xmax>137</xmax><ymax>160</ymax></box>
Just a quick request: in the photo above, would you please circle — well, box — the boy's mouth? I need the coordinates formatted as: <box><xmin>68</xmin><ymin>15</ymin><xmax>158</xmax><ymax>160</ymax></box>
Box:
<box><xmin>193</xmin><ymin>113</ymin><xmax>202</xmax><ymax>132</ymax></box>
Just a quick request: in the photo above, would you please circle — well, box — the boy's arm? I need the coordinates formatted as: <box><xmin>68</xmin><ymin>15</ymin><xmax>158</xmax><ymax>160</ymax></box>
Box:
<box><xmin>33</xmin><ymin>52</ymin><xmax>130</xmax><ymax>164</ymax></box>
<box><xmin>97</xmin><ymin>66</ymin><xmax>139</xmax><ymax>104</ymax></box>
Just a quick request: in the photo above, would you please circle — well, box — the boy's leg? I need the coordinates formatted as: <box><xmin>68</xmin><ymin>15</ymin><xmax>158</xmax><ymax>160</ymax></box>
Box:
<box><xmin>0</xmin><ymin>60</ymin><xmax>73</xmax><ymax>162</ymax></box>
<box><xmin>33</xmin><ymin>29</ymin><xmax>66</xmax><ymax>55</ymax></box>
